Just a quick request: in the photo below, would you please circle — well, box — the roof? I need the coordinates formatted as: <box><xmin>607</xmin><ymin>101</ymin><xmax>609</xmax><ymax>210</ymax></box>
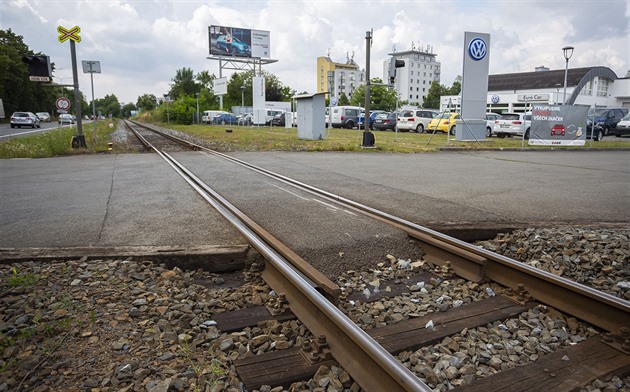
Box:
<box><xmin>488</xmin><ymin>66</ymin><xmax>619</xmax><ymax>91</ymax></box>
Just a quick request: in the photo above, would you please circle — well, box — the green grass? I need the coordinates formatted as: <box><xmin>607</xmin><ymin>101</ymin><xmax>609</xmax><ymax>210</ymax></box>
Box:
<box><xmin>162</xmin><ymin>122</ymin><xmax>630</xmax><ymax>153</ymax></box>
<box><xmin>0</xmin><ymin>120</ymin><xmax>120</xmax><ymax>158</ymax></box>
<box><xmin>1</xmin><ymin>117</ymin><xmax>629</xmax><ymax>159</ymax></box>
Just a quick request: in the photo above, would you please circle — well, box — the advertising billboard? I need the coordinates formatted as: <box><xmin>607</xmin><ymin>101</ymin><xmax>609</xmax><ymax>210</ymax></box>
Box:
<box><xmin>208</xmin><ymin>25</ymin><xmax>270</xmax><ymax>58</ymax></box>
<box><xmin>529</xmin><ymin>105</ymin><xmax>589</xmax><ymax>146</ymax></box>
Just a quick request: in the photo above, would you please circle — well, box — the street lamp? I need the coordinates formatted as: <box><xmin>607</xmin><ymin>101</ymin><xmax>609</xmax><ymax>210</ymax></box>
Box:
<box><xmin>562</xmin><ymin>46</ymin><xmax>574</xmax><ymax>104</ymax></box>
<box><xmin>196</xmin><ymin>92</ymin><xmax>199</xmax><ymax>124</ymax></box>
<box><xmin>163</xmin><ymin>94</ymin><xmax>170</xmax><ymax>124</ymax></box>
<box><xmin>240</xmin><ymin>85</ymin><xmax>245</xmax><ymax>114</ymax></box>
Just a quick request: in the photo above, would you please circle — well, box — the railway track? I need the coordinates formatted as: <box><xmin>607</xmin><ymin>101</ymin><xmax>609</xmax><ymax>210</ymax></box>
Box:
<box><xmin>123</xmin><ymin>120</ymin><xmax>630</xmax><ymax>391</ymax></box>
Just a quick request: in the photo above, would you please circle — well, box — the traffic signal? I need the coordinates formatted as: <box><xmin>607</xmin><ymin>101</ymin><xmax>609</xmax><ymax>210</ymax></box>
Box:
<box><xmin>22</xmin><ymin>55</ymin><xmax>52</xmax><ymax>80</ymax></box>
<box><xmin>388</xmin><ymin>58</ymin><xmax>405</xmax><ymax>83</ymax></box>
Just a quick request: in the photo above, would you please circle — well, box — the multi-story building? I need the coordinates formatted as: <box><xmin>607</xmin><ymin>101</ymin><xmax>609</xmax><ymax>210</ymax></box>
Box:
<box><xmin>383</xmin><ymin>46</ymin><xmax>441</xmax><ymax>106</ymax></box>
<box><xmin>317</xmin><ymin>54</ymin><xmax>365</xmax><ymax>102</ymax></box>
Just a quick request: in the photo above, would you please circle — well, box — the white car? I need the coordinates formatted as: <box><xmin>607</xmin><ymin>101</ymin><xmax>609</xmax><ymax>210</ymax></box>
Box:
<box><xmin>493</xmin><ymin>112</ymin><xmax>531</xmax><ymax>139</ymax></box>
<box><xmin>397</xmin><ymin>108</ymin><xmax>439</xmax><ymax>133</ymax></box>
<box><xmin>485</xmin><ymin>113</ymin><xmax>501</xmax><ymax>137</ymax></box>
<box><xmin>58</xmin><ymin>113</ymin><xmax>75</xmax><ymax>125</ymax></box>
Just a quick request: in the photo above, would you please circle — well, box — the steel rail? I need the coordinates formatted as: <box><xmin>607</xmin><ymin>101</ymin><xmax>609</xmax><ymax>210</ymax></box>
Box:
<box><xmin>127</xmin><ymin>121</ymin><xmax>629</xmax><ymax>334</ymax></box>
<box><xmin>127</xmin><ymin>121</ymin><xmax>430</xmax><ymax>391</ymax></box>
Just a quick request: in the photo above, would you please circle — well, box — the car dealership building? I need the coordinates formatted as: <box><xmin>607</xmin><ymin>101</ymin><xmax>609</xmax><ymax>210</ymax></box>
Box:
<box><xmin>440</xmin><ymin>66</ymin><xmax>630</xmax><ymax>113</ymax></box>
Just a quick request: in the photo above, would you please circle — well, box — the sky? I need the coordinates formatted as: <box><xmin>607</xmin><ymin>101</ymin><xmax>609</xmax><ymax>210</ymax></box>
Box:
<box><xmin>2</xmin><ymin>0</ymin><xmax>629</xmax><ymax>105</ymax></box>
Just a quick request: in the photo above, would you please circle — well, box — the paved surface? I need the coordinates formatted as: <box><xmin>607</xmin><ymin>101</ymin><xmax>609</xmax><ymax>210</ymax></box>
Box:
<box><xmin>1</xmin><ymin>150</ymin><xmax>628</xmax><ymax>253</ymax></box>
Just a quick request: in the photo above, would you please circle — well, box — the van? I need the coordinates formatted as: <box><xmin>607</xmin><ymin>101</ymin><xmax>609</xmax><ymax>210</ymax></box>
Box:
<box><xmin>587</xmin><ymin>107</ymin><xmax>629</xmax><ymax>136</ymax></box>
<box><xmin>330</xmin><ymin>106</ymin><xmax>362</xmax><ymax>129</ymax></box>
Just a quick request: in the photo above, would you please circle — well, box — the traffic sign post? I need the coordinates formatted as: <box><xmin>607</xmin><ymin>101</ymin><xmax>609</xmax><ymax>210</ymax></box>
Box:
<box><xmin>58</xmin><ymin>25</ymin><xmax>85</xmax><ymax>148</ymax></box>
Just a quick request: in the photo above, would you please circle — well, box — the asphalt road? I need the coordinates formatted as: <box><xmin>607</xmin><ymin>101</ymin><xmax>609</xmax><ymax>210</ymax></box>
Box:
<box><xmin>0</xmin><ymin>120</ymin><xmax>92</xmax><ymax>140</ymax></box>
<box><xmin>1</xmin><ymin>149</ymin><xmax>627</xmax><ymax>247</ymax></box>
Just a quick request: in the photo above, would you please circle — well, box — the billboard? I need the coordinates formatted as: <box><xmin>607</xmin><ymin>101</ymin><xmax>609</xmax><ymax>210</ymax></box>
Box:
<box><xmin>208</xmin><ymin>25</ymin><xmax>270</xmax><ymax>58</ymax></box>
<box><xmin>529</xmin><ymin>105</ymin><xmax>589</xmax><ymax>146</ymax></box>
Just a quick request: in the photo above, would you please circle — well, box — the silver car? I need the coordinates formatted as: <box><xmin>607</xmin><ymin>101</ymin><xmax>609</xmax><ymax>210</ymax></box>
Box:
<box><xmin>10</xmin><ymin>112</ymin><xmax>41</xmax><ymax>129</ymax></box>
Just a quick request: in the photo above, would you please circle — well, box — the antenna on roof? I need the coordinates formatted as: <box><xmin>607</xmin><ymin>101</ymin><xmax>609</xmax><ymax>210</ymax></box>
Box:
<box><xmin>327</xmin><ymin>48</ymin><xmax>331</xmax><ymax>58</ymax></box>
<box><xmin>392</xmin><ymin>44</ymin><xmax>397</xmax><ymax>53</ymax></box>
<box><xmin>411</xmin><ymin>41</ymin><xmax>415</xmax><ymax>50</ymax></box>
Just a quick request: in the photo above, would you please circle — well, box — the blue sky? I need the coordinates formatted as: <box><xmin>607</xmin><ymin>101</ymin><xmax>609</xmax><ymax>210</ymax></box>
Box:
<box><xmin>2</xmin><ymin>0</ymin><xmax>628</xmax><ymax>105</ymax></box>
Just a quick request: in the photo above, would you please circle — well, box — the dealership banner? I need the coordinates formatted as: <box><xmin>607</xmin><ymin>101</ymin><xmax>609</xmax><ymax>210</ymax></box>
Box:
<box><xmin>529</xmin><ymin>105</ymin><xmax>589</xmax><ymax>146</ymax></box>
<box><xmin>208</xmin><ymin>25</ymin><xmax>270</xmax><ymax>58</ymax></box>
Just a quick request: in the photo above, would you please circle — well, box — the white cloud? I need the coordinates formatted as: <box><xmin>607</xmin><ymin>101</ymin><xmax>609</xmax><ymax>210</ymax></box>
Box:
<box><xmin>2</xmin><ymin>0</ymin><xmax>627</xmax><ymax>105</ymax></box>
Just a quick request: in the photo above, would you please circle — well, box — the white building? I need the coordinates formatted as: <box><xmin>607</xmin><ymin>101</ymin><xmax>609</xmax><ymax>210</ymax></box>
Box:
<box><xmin>383</xmin><ymin>46</ymin><xmax>441</xmax><ymax>106</ymax></box>
<box><xmin>317</xmin><ymin>55</ymin><xmax>365</xmax><ymax>102</ymax></box>
<box><xmin>440</xmin><ymin>66</ymin><xmax>630</xmax><ymax>113</ymax></box>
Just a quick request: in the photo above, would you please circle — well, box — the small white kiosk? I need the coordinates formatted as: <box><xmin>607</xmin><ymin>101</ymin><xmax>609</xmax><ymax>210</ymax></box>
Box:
<box><xmin>293</xmin><ymin>92</ymin><xmax>326</xmax><ymax>140</ymax></box>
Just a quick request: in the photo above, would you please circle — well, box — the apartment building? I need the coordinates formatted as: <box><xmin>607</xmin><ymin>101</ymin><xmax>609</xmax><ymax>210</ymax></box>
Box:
<box><xmin>383</xmin><ymin>46</ymin><xmax>441</xmax><ymax>106</ymax></box>
<box><xmin>317</xmin><ymin>55</ymin><xmax>365</xmax><ymax>102</ymax></box>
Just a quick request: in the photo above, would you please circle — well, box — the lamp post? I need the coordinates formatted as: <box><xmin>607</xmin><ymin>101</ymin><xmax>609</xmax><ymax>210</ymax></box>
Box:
<box><xmin>562</xmin><ymin>46</ymin><xmax>574</xmax><ymax>104</ymax></box>
<box><xmin>195</xmin><ymin>93</ymin><xmax>199</xmax><ymax>124</ymax></box>
<box><xmin>163</xmin><ymin>94</ymin><xmax>169</xmax><ymax>124</ymax></box>
<box><xmin>240</xmin><ymin>85</ymin><xmax>245</xmax><ymax>114</ymax></box>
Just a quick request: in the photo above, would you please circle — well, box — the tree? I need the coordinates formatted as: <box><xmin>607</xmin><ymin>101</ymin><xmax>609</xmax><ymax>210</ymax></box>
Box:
<box><xmin>349</xmin><ymin>78</ymin><xmax>398</xmax><ymax>111</ymax></box>
<box><xmin>93</xmin><ymin>94</ymin><xmax>121</xmax><ymax>118</ymax></box>
<box><xmin>121</xmin><ymin>102</ymin><xmax>137</xmax><ymax>118</ymax></box>
<box><xmin>422</xmin><ymin>77</ymin><xmax>462</xmax><ymax>109</ymax></box>
<box><xmin>136</xmin><ymin>94</ymin><xmax>157</xmax><ymax>112</ymax></box>
<box><xmin>0</xmin><ymin>29</ymin><xmax>57</xmax><ymax>116</ymax></box>
<box><xmin>337</xmin><ymin>93</ymin><xmax>350</xmax><ymax>106</ymax></box>
<box><xmin>168</xmin><ymin>67</ymin><xmax>199</xmax><ymax>99</ymax></box>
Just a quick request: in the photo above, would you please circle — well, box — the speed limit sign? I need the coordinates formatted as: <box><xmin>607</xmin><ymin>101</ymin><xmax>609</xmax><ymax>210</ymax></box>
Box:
<box><xmin>56</xmin><ymin>97</ymin><xmax>71</xmax><ymax>111</ymax></box>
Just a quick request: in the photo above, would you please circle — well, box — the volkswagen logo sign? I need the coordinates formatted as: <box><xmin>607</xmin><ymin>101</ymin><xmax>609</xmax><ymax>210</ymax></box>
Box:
<box><xmin>468</xmin><ymin>38</ymin><xmax>487</xmax><ymax>61</ymax></box>
<box><xmin>491</xmin><ymin>95</ymin><xmax>500</xmax><ymax>104</ymax></box>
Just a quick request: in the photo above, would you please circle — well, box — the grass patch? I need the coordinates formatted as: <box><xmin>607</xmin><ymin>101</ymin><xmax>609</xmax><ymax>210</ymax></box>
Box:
<box><xmin>162</xmin><ymin>122</ymin><xmax>630</xmax><ymax>153</ymax></box>
<box><xmin>2</xmin><ymin>118</ymin><xmax>629</xmax><ymax>159</ymax></box>
<box><xmin>0</xmin><ymin>120</ymin><xmax>122</xmax><ymax>158</ymax></box>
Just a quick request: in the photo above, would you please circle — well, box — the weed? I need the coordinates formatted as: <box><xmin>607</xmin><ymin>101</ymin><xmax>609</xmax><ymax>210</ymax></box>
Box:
<box><xmin>7</xmin><ymin>268</ymin><xmax>38</xmax><ymax>287</ymax></box>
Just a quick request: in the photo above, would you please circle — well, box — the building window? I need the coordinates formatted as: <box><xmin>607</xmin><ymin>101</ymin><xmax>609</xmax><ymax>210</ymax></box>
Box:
<box><xmin>580</xmin><ymin>80</ymin><xmax>592</xmax><ymax>96</ymax></box>
<box><xmin>597</xmin><ymin>78</ymin><xmax>609</xmax><ymax>97</ymax></box>
<box><xmin>410</xmin><ymin>87</ymin><xmax>413</xmax><ymax>91</ymax></box>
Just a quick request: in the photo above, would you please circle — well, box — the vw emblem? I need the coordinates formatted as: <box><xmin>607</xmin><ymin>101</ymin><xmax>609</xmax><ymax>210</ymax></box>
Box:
<box><xmin>468</xmin><ymin>38</ymin><xmax>487</xmax><ymax>61</ymax></box>
<box><xmin>491</xmin><ymin>95</ymin><xmax>500</xmax><ymax>104</ymax></box>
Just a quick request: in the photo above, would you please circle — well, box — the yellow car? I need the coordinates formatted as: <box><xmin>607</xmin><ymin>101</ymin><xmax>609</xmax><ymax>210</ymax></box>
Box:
<box><xmin>427</xmin><ymin>112</ymin><xmax>460</xmax><ymax>135</ymax></box>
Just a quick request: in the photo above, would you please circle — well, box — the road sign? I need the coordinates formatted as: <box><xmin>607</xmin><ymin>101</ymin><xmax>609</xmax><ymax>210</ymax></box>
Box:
<box><xmin>58</xmin><ymin>26</ymin><xmax>81</xmax><ymax>43</ymax></box>
<box><xmin>56</xmin><ymin>97</ymin><xmax>71</xmax><ymax>111</ymax></box>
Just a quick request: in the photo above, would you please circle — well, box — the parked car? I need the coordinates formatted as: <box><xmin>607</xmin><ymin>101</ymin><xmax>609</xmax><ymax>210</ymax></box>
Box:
<box><xmin>58</xmin><ymin>113</ymin><xmax>75</xmax><ymax>125</ymax></box>
<box><xmin>271</xmin><ymin>112</ymin><xmax>286</xmax><ymax>126</ymax></box>
<box><xmin>238</xmin><ymin>113</ymin><xmax>253</xmax><ymax>125</ymax></box>
<box><xmin>10</xmin><ymin>111</ymin><xmax>41</xmax><ymax>128</ymax></box>
<box><xmin>373</xmin><ymin>112</ymin><xmax>397</xmax><ymax>131</ymax></box>
<box><xmin>216</xmin><ymin>35</ymin><xmax>251</xmax><ymax>56</ymax></box>
<box><xmin>330</xmin><ymin>106</ymin><xmax>362</xmax><ymax>129</ymax></box>
<box><xmin>397</xmin><ymin>108</ymin><xmax>439</xmax><ymax>133</ymax></box>
<box><xmin>587</xmin><ymin>107</ymin><xmax>629</xmax><ymax>137</ymax></box>
<box><xmin>493</xmin><ymin>112</ymin><xmax>531</xmax><ymax>139</ymax></box>
<box><xmin>427</xmin><ymin>112</ymin><xmax>460</xmax><ymax>135</ymax></box>
<box><xmin>357</xmin><ymin>110</ymin><xmax>385</xmax><ymax>130</ymax></box>
<box><xmin>36</xmin><ymin>112</ymin><xmax>51</xmax><ymax>122</ymax></box>
<box><xmin>612</xmin><ymin>112</ymin><xmax>630</xmax><ymax>137</ymax></box>
<box><xmin>485</xmin><ymin>113</ymin><xmax>501</xmax><ymax>137</ymax></box>
<box><xmin>212</xmin><ymin>113</ymin><xmax>239</xmax><ymax>125</ymax></box>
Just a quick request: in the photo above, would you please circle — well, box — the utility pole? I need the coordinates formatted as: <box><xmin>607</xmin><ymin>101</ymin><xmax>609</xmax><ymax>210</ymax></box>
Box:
<box><xmin>362</xmin><ymin>30</ymin><xmax>375</xmax><ymax>147</ymax></box>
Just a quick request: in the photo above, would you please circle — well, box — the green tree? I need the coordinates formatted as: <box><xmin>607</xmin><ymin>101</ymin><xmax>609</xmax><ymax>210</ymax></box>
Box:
<box><xmin>423</xmin><ymin>77</ymin><xmax>462</xmax><ymax>109</ymax></box>
<box><xmin>121</xmin><ymin>102</ymin><xmax>137</xmax><ymax>118</ymax></box>
<box><xmin>93</xmin><ymin>94</ymin><xmax>121</xmax><ymax>118</ymax></box>
<box><xmin>168</xmin><ymin>67</ymin><xmax>199</xmax><ymax>99</ymax></box>
<box><xmin>349</xmin><ymin>78</ymin><xmax>398</xmax><ymax>111</ymax></box>
<box><xmin>0</xmin><ymin>29</ymin><xmax>57</xmax><ymax>116</ymax></box>
<box><xmin>136</xmin><ymin>94</ymin><xmax>157</xmax><ymax>112</ymax></box>
<box><xmin>337</xmin><ymin>93</ymin><xmax>350</xmax><ymax>106</ymax></box>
